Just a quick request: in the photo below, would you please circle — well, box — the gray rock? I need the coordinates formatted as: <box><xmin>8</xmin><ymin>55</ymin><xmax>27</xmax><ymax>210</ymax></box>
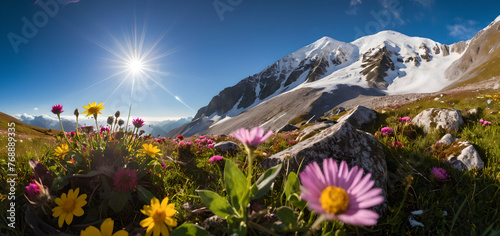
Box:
<box><xmin>445</xmin><ymin>140</ymin><xmax>484</xmax><ymax>170</ymax></box>
<box><xmin>467</xmin><ymin>108</ymin><xmax>478</xmax><ymax>115</ymax></box>
<box><xmin>336</xmin><ymin>105</ymin><xmax>377</xmax><ymax>129</ymax></box>
<box><xmin>296</xmin><ymin>121</ymin><xmax>334</xmax><ymax>141</ymax></box>
<box><xmin>413</xmin><ymin>108</ymin><xmax>463</xmax><ymax>133</ymax></box>
<box><xmin>201</xmin><ymin>215</ymin><xmax>226</xmax><ymax>232</ymax></box>
<box><xmin>261</xmin><ymin>120</ymin><xmax>387</xmax><ymax>214</ymax></box>
<box><xmin>278</xmin><ymin>124</ymin><xmax>299</xmax><ymax>133</ymax></box>
<box><xmin>437</xmin><ymin>133</ymin><xmax>457</xmax><ymax>146</ymax></box>
<box><xmin>214</xmin><ymin>141</ymin><xmax>241</xmax><ymax>153</ymax></box>
<box><xmin>334</xmin><ymin>107</ymin><xmax>346</xmax><ymax>115</ymax></box>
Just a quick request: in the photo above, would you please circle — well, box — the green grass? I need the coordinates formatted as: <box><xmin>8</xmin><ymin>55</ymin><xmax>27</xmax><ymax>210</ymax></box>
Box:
<box><xmin>1</xmin><ymin>90</ymin><xmax>500</xmax><ymax>235</ymax></box>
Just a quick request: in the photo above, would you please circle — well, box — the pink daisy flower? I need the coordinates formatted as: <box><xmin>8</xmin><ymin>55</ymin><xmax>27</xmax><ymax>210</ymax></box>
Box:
<box><xmin>300</xmin><ymin>159</ymin><xmax>384</xmax><ymax>226</ymax></box>
<box><xmin>430</xmin><ymin>167</ymin><xmax>449</xmax><ymax>182</ymax></box>
<box><xmin>51</xmin><ymin>104</ymin><xmax>64</xmax><ymax>115</ymax></box>
<box><xmin>132</xmin><ymin>118</ymin><xmax>145</xmax><ymax>128</ymax></box>
<box><xmin>231</xmin><ymin>127</ymin><xmax>273</xmax><ymax>149</ymax></box>
<box><xmin>398</xmin><ymin>116</ymin><xmax>411</xmax><ymax>123</ymax></box>
<box><xmin>209</xmin><ymin>155</ymin><xmax>224</xmax><ymax>162</ymax></box>
<box><xmin>113</xmin><ymin>169</ymin><xmax>138</xmax><ymax>192</ymax></box>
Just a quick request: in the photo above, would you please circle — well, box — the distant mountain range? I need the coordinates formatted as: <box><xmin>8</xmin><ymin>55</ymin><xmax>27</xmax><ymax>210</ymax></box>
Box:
<box><xmin>168</xmin><ymin>15</ymin><xmax>500</xmax><ymax>137</ymax></box>
<box><xmin>14</xmin><ymin>113</ymin><xmax>191</xmax><ymax>137</ymax></box>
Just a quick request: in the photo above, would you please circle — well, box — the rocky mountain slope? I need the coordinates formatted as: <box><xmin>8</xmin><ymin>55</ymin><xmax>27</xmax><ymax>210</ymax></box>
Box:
<box><xmin>169</xmin><ymin>16</ymin><xmax>500</xmax><ymax>137</ymax></box>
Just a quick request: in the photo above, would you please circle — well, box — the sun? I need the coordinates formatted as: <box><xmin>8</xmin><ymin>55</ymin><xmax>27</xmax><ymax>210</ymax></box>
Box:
<box><xmin>127</xmin><ymin>58</ymin><xmax>144</xmax><ymax>74</ymax></box>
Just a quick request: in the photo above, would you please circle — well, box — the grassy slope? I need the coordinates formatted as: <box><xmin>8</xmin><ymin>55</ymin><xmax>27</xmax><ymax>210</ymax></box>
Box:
<box><xmin>0</xmin><ymin>112</ymin><xmax>62</xmax><ymax>138</ymax></box>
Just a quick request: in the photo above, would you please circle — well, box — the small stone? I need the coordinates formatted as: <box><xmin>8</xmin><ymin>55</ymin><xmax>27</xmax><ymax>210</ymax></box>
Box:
<box><xmin>214</xmin><ymin>141</ymin><xmax>240</xmax><ymax>153</ymax></box>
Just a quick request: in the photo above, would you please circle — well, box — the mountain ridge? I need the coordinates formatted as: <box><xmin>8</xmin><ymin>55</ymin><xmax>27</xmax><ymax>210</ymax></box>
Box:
<box><xmin>170</xmin><ymin>15</ymin><xmax>500</xmax><ymax>137</ymax></box>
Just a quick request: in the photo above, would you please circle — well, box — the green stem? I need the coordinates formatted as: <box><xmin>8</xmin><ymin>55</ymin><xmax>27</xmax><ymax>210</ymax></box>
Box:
<box><xmin>94</xmin><ymin>115</ymin><xmax>100</xmax><ymax>146</ymax></box>
<box><xmin>57</xmin><ymin>114</ymin><xmax>68</xmax><ymax>142</ymax></box>
<box><xmin>75</xmin><ymin>116</ymin><xmax>80</xmax><ymax>140</ymax></box>
<box><xmin>246</xmin><ymin>146</ymin><xmax>255</xmax><ymax>188</ymax></box>
<box><xmin>125</xmin><ymin>100</ymin><xmax>132</xmax><ymax>133</ymax></box>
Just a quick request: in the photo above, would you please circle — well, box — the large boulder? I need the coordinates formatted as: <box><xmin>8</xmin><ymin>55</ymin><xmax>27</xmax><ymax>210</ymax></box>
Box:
<box><xmin>261</xmin><ymin>120</ymin><xmax>387</xmax><ymax>213</ymax></box>
<box><xmin>336</xmin><ymin>105</ymin><xmax>377</xmax><ymax>129</ymax></box>
<box><xmin>413</xmin><ymin>108</ymin><xmax>463</xmax><ymax>133</ymax></box>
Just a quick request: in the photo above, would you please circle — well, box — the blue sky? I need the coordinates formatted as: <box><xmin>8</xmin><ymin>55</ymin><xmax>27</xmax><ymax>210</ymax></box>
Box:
<box><xmin>1</xmin><ymin>0</ymin><xmax>499</xmax><ymax>121</ymax></box>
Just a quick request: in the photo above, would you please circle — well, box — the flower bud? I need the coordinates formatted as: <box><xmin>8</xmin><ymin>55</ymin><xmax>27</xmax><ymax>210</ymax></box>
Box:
<box><xmin>118</xmin><ymin>119</ymin><xmax>125</xmax><ymax>126</ymax></box>
<box><xmin>107</xmin><ymin>115</ymin><xmax>114</xmax><ymax>125</ymax></box>
<box><xmin>115</xmin><ymin>110</ymin><xmax>120</xmax><ymax>118</ymax></box>
<box><xmin>74</xmin><ymin>108</ymin><xmax>79</xmax><ymax>117</ymax></box>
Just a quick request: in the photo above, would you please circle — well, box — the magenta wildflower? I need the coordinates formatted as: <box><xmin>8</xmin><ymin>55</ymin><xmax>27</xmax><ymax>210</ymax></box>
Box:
<box><xmin>209</xmin><ymin>155</ymin><xmax>224</xmax><ymax>163</ymax></box>
<box><xmin>289</xmin><ymin>140</ymin><xmax>297</xmax><ymax>145</ymax></box>
<box><xmin>51</xmin><ymin>104</ymin><xmax>64</xmax><ymax>115</ymax></box>
<box><xmin>132</xmin><ymin>118</ymin><xmax>145</xmax><ymax>128</ymax></box>
<box><xmin>231</xmin><ymin>127</ymin><xmax>273</xmax><ymax>149</ymax></box>
<box><xmin>398</xmin><ymin>116</ymin><xmax>411</xmax><ymax>123</ymax></box>
<box><xmin>207</xmin><ymin>144</ymin><xmax>214</xmax><ymax>149</ymax></box>
<box><xmin>178</xmin><ymin>141</ymin><xmax>185</xmax><ymax>146</ymax></box>
<box><xmin>176</xmin><ymin>135</ymin><xmax>184</xmax><ymax>140</ymax></box>
<box><xmin>380</xmin><ymin>127</ymin><xmax>394</xmax><ymax>136</ymax></box>
<box><xmin>26</xmin><ymin>183</ymin><xmax>40</xmax><ymax>199</ymax></box>
<box><xmin>113</xmin><ymin>169</ymin><xmax>138</xmax><ymax>192</ymax></box>
<box><xmin>207</xmin><ymin>139</ymin><xmax>214</xmax><ymax>144</ymax></box>
<box><xmin>199</xmin><ymin>135</ymin><xmax>206</xmax><ymax>139</ymax></box>
<box><xmin>300</xmin><ymin>159</ymin><xmax>384</xmax><ymax>226</ymax></box>
<box><xmin>392</xmin><ymin>141</ymin><xmax>404</xmax><ymax>148</ymax></box>
<box><xmin>100</xmin><ymin>126</ymin><xmax>110</xmax><ymax>133</ymax></box>
<box><xmin>430</xmin><ymin>167</ymin><xmax>449</xmax><ymax>182</ymax></box>
<box><xmin>196</xmin><ymin>151</ymin><xmax>201</xmax><ymax>154</ymax></box>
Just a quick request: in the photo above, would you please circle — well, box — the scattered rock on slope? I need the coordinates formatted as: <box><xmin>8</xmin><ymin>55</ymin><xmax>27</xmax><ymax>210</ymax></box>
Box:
<box><xmin>336</xmin><ymin>105</ymin><xmax>377</xmax><ymax>129</ymax></box>
<box><xmin>413</xmin><ymin>108</ymin><xmax>463</xmax><ymax>133</ymax></box>
<box><xmin>437</xmin><ymin>134</ymin><xmax>485</xmax><ymax>170</ymax></box>
<box><xmin>260</xmin><ymin>120</ymin><xmax>387</xmax><ymax>214</ymax></box>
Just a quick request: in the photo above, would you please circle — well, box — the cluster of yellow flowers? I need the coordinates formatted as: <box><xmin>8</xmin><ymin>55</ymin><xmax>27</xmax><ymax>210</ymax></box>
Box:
<box><xmin>486</xmin><ymin>94</ymin><xmax>500</xmax><ymax>105</ymax></box>
<box><xmin>51</xmin><ymin>188</ymin><xmax>176</xmax><ymax>236</ymax></box>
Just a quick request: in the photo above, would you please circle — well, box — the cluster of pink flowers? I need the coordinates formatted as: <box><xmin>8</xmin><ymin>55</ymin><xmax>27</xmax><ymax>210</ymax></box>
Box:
<box><xmin>430</xmin><ymin>167</ymin><xmax>450</xmax><ymax>182</ymax></box>
<box><xmin>209</xmin><ymin>155</ymin><xmax>223</xmax><ymax>163</ymax></box>
<box><xmin>479</xmin><ymin>119</ymin><xmax>492</xmax><ymax>126</ymax></box>
<box><xmin>284</xmin><ymin>132</ymin><xmax>299</xmax><ymax>137</ymax></box>
<box><xmin>100</xmin><ymin>126</ymin><xmax>110</xmax><ymax>133</ymax></box>
<box><xmin>398</xmin><ymin>116</ymin><xmax>411</xmax><ymax>124</ymax></box>
<box><xmin>289</xmin><ymin>140</ymin><xmax>297</xmax><ymax>145</ymax></box>
<box><xmin>194</xmin><ymin>136</ymin><xmax>215</xmax><ymax>149</ymax></box>
<box><xmin>380</xmin><ymin>127</ymin><xmax>394</xmax><ymax>136</ymax></box>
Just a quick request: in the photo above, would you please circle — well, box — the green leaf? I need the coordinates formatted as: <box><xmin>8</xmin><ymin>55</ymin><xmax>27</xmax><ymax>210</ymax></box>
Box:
<box><xmin>108</xmin><ymin>191</ymin><xmax>127</xmax><ymax>213</ymax></box>
<box><xmin>224</xmin><ymin>159</ymin><xmax>247</xmax><ymax>212</ymax></box>
<box><xmin>251</xmin><ymin>164</ymin><xmax>282</xmax><ymax>200</ymax></box>
<box><xmin>289</xmin><ymin>193</ymin><xmax>307</xmax><ymax>211</ymax></box>
<box><xmin>227</xmin><ymin>216</ymin><xmax>247</xmax><ymax>236</ymax></box>
<box><xmin>284</xmin><ymin>171</ymin><xmax>300</xmax><ymax>201</ymax></box>
<box><xmin>50</xmin><ymin>175</ymin><xmax>70</xmax><ymax>192</ymax></box>
<box><xmin>276</xmin><ymin>206</ymin><xmax>298</xmax><ymax>228</ymax></box>
<box><xmin>197</xmin><ymin>190</ymin><xmax>236</xmax><ymax>218</ymax></box>
<box><xmin>137</xmin><ymin>185</ymin><xmax>155</xmax><ymax>204</ymax></box>
<box><xmin>170</xmin><ymin>223</ymin><xmax>211</xmax><ymax>236</ymax></box>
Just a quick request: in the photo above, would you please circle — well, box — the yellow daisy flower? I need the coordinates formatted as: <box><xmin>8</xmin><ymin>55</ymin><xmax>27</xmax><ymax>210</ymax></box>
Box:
<box><xmin>52</xmin><ymin>188</ymin><xmax>87</xmax><ymax>228</ymax></box>
<box><xmin>54</xmin><ymin>144</ymin><xmax>70</xmax><ymax>157</ymax></box>
<box><xmin>138</xmin><ymin>144</ymin><xmax>161</xmax><ymax>158</ymax></box>
<box><xmin>140</xmin><ymin>197</ymin><xmax>177</xmax><ymax>236</ymax></box>
<box><xmin>82</xmin><ymin>102</ymin><xmax>105</xmax><ymax>117</ymax></box>
<box><xmin>80</xmin><ymin>218</ymin><xmax>128</xmax><ymax>236</ymax></box>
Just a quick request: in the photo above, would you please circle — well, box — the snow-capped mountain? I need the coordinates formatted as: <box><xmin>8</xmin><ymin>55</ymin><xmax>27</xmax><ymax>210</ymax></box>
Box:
<box><xmin>169</xmin><ymin>15</ymin><xmax>500</xmax><ymax>137</ymax></box>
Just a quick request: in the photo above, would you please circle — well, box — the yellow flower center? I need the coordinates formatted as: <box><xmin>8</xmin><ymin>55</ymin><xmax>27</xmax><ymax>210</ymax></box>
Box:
<box><xmin>88</xmin><ymin>107</ymin><xmax>99</xmax><ymax>115</ymax></box>
<box><xmin>152</xmin><ymin>210</ymin><xmax>166</xmax><ymax>224</ymax></box>
<box><xmin>320</xmin><ymin>186</ymin><xmax>349</xmax><ymax>214</ymax></box>
<box><xmin>62</xmin><ymin>198</ymin><xmax>76</xmax><ymax>212</ymax></box>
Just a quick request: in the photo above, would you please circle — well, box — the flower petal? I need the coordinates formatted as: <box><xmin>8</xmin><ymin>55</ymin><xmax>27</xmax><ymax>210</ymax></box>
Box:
<box><xmin>65</xmin><ymin>212</ymin><xmax>74</xmax><ymax>225</ymax></box>
<box><xmin>100</xmin><ymin>218</ymin><xmax>114</xmax><ymax>236</ymax></box>
<box><xmin>357</xmin><ymin>196</ymin><xmax>384</xmax><ymax>209</ymax></box>
<box><xmin>81</xmin><ymin>226</ymin><xmax>100</xmax><ymax>236</ymax></box>
<box><xmin>58</xmin><ymin>213</ymin><xmax>66</xmax><ymax>227</ymax></box>
<box><xmin>73</xmin><ymin>207</ymin><xmax>84</xmax><ymax>217</ymax></box>
<box><xmin>337</xmin><ymin>209</ymin><xmax>380</xmax><ymax>226</ymax></box>
<box><xmin>140</xmin><ymin>217</ymin><xmax>154</xmax><ymax>228</ymax></box>
<box><xmin>113</xmin><ymin>230</ymin><xmax>129</xmax><ymax>236</ymax></box>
